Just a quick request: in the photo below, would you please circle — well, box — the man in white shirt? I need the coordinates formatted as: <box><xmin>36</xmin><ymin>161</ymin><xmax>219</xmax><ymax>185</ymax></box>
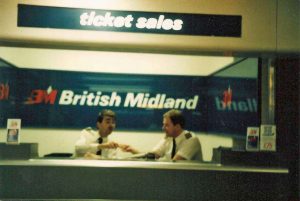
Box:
<box><xmin>75</xmin><ymin>109</ymin><xmax>119</xmax><ymax>159</ymax></box>
<box><xmin>123</xmin><ymin>109</ymin><xmax>203</xmax><ymax>161</ymax></box>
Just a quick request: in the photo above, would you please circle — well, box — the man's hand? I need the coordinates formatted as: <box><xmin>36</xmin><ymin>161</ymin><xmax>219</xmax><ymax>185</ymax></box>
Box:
<box><xmin>98</xmin><ymin>141</ymin><xmax>119</xmax><ymax>149</ymax></box>
<box><xmin>118</xmin><ymin>144</ymin><xmax>139</xmax><ymax>154</ymax></box>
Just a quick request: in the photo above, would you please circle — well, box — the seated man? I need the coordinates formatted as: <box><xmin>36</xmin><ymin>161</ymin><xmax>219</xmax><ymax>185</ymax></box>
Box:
<box><xmin>123</xmin><ymin>109</ymin><xmax>203</xmax><ymax>161</ymax></box>
<box><xmin>75</xmin><ymin>109</ymin><xmax>119</xmax><ymax>159</ymax></box>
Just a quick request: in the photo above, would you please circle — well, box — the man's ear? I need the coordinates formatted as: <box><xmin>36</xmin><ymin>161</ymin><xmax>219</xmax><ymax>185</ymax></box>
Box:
<box><xmin>175</xmin><ymin>124</ymin><xmax>181</xmax><ymax>131</ymax></box>
<box><xmin>96</xmin><ymin>122</ymin><xmax>100</xmax><ymax>129</ymax></box>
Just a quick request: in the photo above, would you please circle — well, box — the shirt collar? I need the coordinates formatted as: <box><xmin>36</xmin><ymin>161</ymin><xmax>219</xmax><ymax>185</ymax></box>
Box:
<box><xmin>102</xmin><ymin>137</ymin><xmax>108</xmax><ymax>143</ymax></box>
<box><xmin>174</xmin><ymin>130</ymin><xmax>187</xmax><ymax>144</ymax></box>
<box><xmin>98</xmin><ymin>135</ymin><xmax>108</xmax><ymax>142</ymax></box>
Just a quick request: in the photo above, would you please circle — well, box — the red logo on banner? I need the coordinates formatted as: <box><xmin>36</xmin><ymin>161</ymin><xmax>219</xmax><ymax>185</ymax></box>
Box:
<box><xmin>25</xmin><ymin>86</ymin><xmax>58</xmax><ymax>105</ymax></box>
<box><xmin>222</xmin><ymin>85</ymin><xmax>232</xmax><ymax>109</ymax></box>
<box><xmin>0</xmin><ymin>83</ymin><xmax>9</xmax><ymax>100</ymax></box>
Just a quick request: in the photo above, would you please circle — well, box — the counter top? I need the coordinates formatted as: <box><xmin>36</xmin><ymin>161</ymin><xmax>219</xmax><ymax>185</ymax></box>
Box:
<box><xmin>0</xmin><ymin>158</ymin><xmax>288</xmax><ymax>173</ymax></box>
<box><xmin>0</xmin><ymin>158</ymin><xmax>290</xmax><ymax>200</ymax></box>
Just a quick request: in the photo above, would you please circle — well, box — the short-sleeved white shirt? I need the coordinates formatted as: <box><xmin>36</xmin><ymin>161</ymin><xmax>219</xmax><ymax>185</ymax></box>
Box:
<box><xmin>152</xmin><ymin>130</ymin><xmax>202</xmax><ymax>161</ymax></box>
<box><xmin>75</xmin><ymin>127</ymin><xmax>116</xmax><ymax>159</ymax></box>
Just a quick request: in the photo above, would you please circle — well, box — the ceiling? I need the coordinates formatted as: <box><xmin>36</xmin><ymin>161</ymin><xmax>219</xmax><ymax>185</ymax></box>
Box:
<box><xmin>0</xmin><ymin>46</ymin><xmax>236</xmax><ymax>76</ymax></box>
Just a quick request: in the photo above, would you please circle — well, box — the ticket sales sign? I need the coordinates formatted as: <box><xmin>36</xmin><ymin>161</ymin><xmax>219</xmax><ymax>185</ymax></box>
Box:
<box><xmin>17</xmin><ymin>4</ymin><xmax>242</xmax><ymax>37</ymax></box>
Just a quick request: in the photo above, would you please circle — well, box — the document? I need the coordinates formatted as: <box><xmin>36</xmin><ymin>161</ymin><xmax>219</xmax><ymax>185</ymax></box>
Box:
<box><xmin>260</xmin><ymin>125</ymin><xmax>276</xmax><ymax>151</ymax></box>
<box><xmin>246</xmin><ymin>127</ymin><xmax>260</xmax><ymax>151</ymax></box>
<box><xmin>6</xmin><ymin>119</ymin><xmax>21</xmax><ymax>144</ymax></box>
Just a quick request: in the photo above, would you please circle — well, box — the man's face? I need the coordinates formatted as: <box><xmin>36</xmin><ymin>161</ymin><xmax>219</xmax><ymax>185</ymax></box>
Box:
<box><xmin>97</xmin><ymin>116</ymin><xmax>116</xmax><ymax>137</ymax></box>
<box><xmin>162</xmin><ymin>117</ymin><xmax>176</xmax><ymax>137</ymax></box>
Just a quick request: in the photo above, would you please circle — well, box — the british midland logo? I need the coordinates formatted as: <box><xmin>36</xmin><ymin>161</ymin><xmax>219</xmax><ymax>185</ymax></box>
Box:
<box><xmin>24</xmin><ymin>86</ymin><xmax>58</xmax><ymax>105</ymax></box>
<box><xmin>0</xmin><ymin>83</ymin><xmax>9</xmax><ymax>101</ymax></box>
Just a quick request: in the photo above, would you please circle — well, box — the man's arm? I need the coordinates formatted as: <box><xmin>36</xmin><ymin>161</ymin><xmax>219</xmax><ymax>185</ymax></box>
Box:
<box><xmin>83</xmin><ymin>152</ymin><xmax>101</xmax><ymax>160</ymax></box>
<box><xmin>75</xmin><ymin>129</ymin><xmax>98</xmax><ymax>156</ymax></box>
<box><xmin>75</xmin><ymin>141</ymin><xmax>99</xmax><ymax>156</ymax></box>
<box><xmin>175</xmin><ymin>137</ymin><xmax>202</xmax><ymax>161</ymax></box>
<box><xmin>98</xmin><ymin>141</ymin><xmax>119</xmax><ymax>150</ymax></box>
<box><xmin>173</xmin><ymin>154</ymin><xmax>187</xmax><ymax>161</ymax></box>
<box><xmin>150</xmin><ymin>138</ymin><xmax>168</xmax><ymax>159</ymax></box>
<box><xmin>118</xmin><ymin>144</ymin><xmax>140</xmax><ymax>154</ymax></box>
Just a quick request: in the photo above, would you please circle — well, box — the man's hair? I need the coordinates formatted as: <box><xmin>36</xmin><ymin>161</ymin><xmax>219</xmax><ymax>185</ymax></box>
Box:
<box><xmin>97</xmin><ymin>109</ymin><xmax>116</xmax><ymax>123</ymax></box>
<box><xmin>163</xmin><ymin>109</ymin><xmax>185</xmax><ymax>128</ymax></box>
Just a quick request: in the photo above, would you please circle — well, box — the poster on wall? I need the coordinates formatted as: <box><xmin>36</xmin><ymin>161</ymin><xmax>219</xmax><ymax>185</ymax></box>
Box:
<box><xmin>6</xmin><ymin>119</ymin><xmax>21</xmax><ymax>144</ymax></box>
<box><xmin>246</xmin><ymin>127</ymin><xmax>259</xmax><ymax>151</ymax></box>
<box><xmin>260</xmin><ymin>125</ymin><xmax>276</xmax><ymax>151</ymax></box>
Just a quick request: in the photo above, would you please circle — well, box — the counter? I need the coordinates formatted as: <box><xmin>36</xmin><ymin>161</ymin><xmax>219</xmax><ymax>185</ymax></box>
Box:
<box><xmin>0</xmin><ymin>159</ymin><xmax>289</xmax><ymax>201</ymax></box>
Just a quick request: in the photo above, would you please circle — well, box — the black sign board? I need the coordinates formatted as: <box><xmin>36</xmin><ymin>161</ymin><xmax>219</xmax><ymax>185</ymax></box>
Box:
<box><xmin>18</xmin><ymin>4</ymin><xmax>242</xmax><ymax>37</ymax></box>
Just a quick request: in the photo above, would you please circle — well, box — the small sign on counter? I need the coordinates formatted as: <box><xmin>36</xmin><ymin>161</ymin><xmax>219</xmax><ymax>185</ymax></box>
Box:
<box><xmin>260</xmin><ymin>125</ymin><xmax>276</xmax><ymax>151</ymax></box>
<box><xmin>6</xmin><ymin>119</ymin><xmax>21</xmax><ymax>144</ymax></box>
<box><xmin>246</xmin><ymin>127</ymin><xmax>260</xmax><ymax>151</ymax></box>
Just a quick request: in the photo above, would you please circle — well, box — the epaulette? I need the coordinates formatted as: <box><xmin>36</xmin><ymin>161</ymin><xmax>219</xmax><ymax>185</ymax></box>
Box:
<box><xmin>85</xmin><ymin>127</ymin><xmax>92</xmax><ymax>131</ymax></box>
<box><xmin>185</xmin><ymin>133</ymin><xmax>192</xmax><ymax>139</ymax></box>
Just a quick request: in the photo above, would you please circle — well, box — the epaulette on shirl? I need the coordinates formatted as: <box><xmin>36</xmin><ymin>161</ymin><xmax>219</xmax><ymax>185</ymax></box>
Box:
<box><xmin>85</xmin><ymin>127</ymin><xmax>92</xmax><ymax>131</ymax></box>
<box><xmin>185</xmin><ymin>133</ymin><xmax>192</xmax><ymax>139</ymax></box>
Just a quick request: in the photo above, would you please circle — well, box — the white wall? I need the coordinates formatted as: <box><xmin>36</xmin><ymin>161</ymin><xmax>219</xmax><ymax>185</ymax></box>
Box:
<box><xmin>0</xmin><ymin>47</ymin><xmax>235</xmax><ymax>76</ymax></box>
<box><xmin>0</xmin><ymin>129</ymin><xmax>232</xmax><ymax>161</ymax></box>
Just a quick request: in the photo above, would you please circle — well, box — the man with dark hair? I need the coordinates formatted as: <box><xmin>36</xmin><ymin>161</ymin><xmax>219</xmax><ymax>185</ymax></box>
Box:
<box><xmin>123</xmin><ymin>109</ymin><xmax>203</xmax><ymax>161</ymax></box>
<box><xmin>75</xmin><ymin>109</ymin><xmax>119</xmax><ymax>159</ymax></box>
<box><xmin>153</xmin><ymin>109</ymin><xmax>202</xmax><ymax>161</ymax></box>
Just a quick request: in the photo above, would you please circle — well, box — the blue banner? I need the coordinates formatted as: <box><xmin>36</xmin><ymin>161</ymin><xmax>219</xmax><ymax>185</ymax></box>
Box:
<box><xmin>206</xmin><ymin>77</ymin><xmax>259</xmax><ymax>134</ymax></box>
<box><xmin>1</xmin><ymin>68</ymin><xmax>258</xmax><ymax>135</ymax></box>
<box><xmin>17</xmin><ymin>69</ymin><xmax>206</xmax><ymax>131</ymax></box>
<box><xmin>0</xmin><ymin>67</ymin><xmax>18</xmax><ymax>127</ymax></box>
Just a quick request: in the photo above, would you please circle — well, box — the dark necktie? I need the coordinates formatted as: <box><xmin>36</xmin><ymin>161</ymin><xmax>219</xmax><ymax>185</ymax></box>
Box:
<box><xmin>96</xmin><ymin>137</ymin><xmax>103</xmax><ymax>155</ymax></box>
<box><xmin>171</xmin><ymin>138</ymin><xmax>176</xmax><ymax>159</ymax></box>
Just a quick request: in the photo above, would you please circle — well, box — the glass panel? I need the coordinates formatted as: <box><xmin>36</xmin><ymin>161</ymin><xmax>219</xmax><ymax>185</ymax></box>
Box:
<box><xmin>0</xmin><ymin>48</ymin><xmax>258</xmax><ymax>162</ymax></box>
